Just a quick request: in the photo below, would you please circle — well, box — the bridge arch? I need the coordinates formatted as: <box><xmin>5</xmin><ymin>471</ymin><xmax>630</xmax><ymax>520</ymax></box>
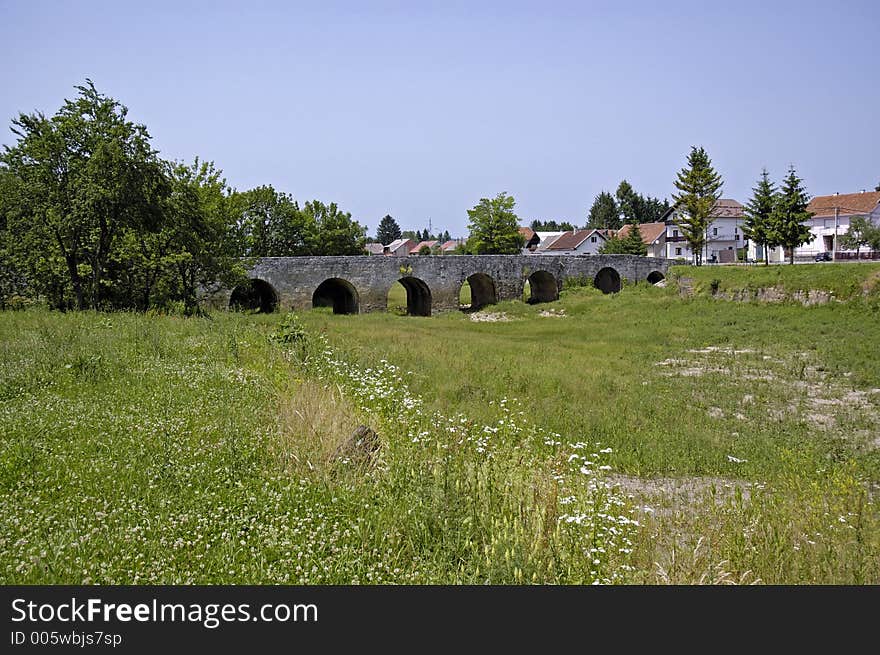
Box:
<box><xmin>312</xmin><ymin>278</ymin><xmax>359</xmax><ymax>314</ymax></box>
<box><xmin>391</xmin><ymin>277</ymin><xmax>432</xmax><ymax>316</ymax></box>
<box><xmin>460</xmin><ymin>273</ymin><xmax>497</xmax><ymax>311</ymax></box>
<box><xmin>647</xmin><ymin>271</ymin><xmax>665</xmax><ymax>285</ymax></box>
<box><xmin>229</xmin><ymin>278</ymin><xmax>278</xmax><ymax>313</ymax></box>
<box><xmin>594</xmin><ymin>267</ymin><xmax>621</xmax><ymax>294</ymax></box>
<box><xmin>524</xmin><ymin>270</ymin><xmax>559</xmax><ymax>304</ymax></box>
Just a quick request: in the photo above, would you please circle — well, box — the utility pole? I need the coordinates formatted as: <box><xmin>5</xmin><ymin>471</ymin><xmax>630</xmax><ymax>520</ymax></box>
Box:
<box><xmin>833</xmin><ymin>205</ymin><xmax>840</xmax><ymax>260</ymax></box>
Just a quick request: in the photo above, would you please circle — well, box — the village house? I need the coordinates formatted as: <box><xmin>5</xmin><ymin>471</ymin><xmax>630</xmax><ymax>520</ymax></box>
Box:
<box><xmin>664</xmin><ymin>199</ymin><xmax>746</xmax><ymax>263</ymax></box>
<box><xmin>532</xmin><ymin>231</ymin><xmax>565</xmax><ymax>253</ymax></box>
<box><xmin>385</xmin><ymin>238</ymin><xmax>415</xmax><ymax>256</ymax></box>
<box><xmin>519</xmin><ymin>226</ymin><xmax>540</xmax><ymax>252</ymax></box>
<box><xmin>440</xmin><ymin>238</ymin><xmax>467</xmax><ymax>254</ymax></box>
<box><xmin>613</xmin><ymin>222</ymin><xmax>667</xmax><ymax>258</ymax></box>
<box><xmin>534</xmin><ymin>229</ymin><xmax>607</xmax><ymax>255</ymax></box>
<box><xmin>752</xmin><ymin>190</ymin><xmax>880</xmax><ymax>262</ymax></box>
<box><xmin>410</xmin><ymin>239</ymin><xmax>439</xmax><ymax>254</ymax></box>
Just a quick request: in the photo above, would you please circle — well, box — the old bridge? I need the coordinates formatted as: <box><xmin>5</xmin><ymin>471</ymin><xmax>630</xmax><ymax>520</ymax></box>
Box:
<box><xmin>210</xmin><ymin>254</ymin><xmax>669</xmax><ymax>316</ymax></box>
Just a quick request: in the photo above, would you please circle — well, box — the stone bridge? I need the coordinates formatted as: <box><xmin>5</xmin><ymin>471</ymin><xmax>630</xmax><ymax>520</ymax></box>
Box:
<box><xmin>209</xmin><ymin>254</ymin><xmax>669</xmax><ymax>315</ymax></box>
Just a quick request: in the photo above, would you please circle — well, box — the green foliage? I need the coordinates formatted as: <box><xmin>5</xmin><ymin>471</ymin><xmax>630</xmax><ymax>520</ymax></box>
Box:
<box><xmin>530</xmin><ymin>219</ymin><xmax>575</xmax><ymax>231</ymax></box>
<box><xmin>672</xmin><ymin>146</ymin><xmax>724</xmax><ymax>266</ymax></box>
<box><xmin>270</xmin><ymin>312</ymin><xmax>307</xmax><ymax>344</ymax></box>
<box><xmin>599</xmin><ymin>223</ymin><xmax>647</xmax><ymax>255</ymax></box>
<box><xmin>301</xmin><ymin>200</ymin><xmax>367</xmax><ymax>256</ymax></box>
<box><xmin>840</xmin><ymin>216</ymin><xmax>880</xmax><ymax>253</ymax></box>
<box><xmin>586</xmin><ymin>191</ymin><xmax>620</xmax><ymax>229</ymax></box>
<box><xmin>1</xmin><ymin>80</ymin><xmax>168</xmax><ymax>309</ymax></box>
<box><xmin>769</xmin><ymin>166</ymin><xmax>813</xmax><ymax>264</ymax></box>
<box><xmin>467</xmin><ymin>192</ymin><xmax>526</xmax><ymax>254</ymax></box>
<box><xmin>742</xmin><ymin>168</ymin><xmax>776</xmax><ymax>265</ymax></box>
<box><xmin>418</xmin><ymin>244</ymin><xmax>431</xmax><ymax>255</ymax></box>
<box><xmin>376</xmin><ymin>214</ymin><xmax>401</xmax><ymax>245</ymax></box>
<box><xmin>238</xmin><ymin>185</ymin><xmax>313</xmax><ymax>257</ymax></box>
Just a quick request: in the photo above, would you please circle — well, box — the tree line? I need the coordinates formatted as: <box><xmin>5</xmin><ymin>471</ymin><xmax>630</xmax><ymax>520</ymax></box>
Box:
<box><xmin>0</xmin><ymin>82</ymin><xmax>367</xmax><ymax>311</ymax></box>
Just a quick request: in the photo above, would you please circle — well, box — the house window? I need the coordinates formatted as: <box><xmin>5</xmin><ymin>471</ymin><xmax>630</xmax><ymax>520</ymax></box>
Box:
<box><xmin>675</xmin><ymin>247</ymin><xmax>682</xmax><ymax>256</ymax></box>
<box><xmin>735</xmin><ymin>234</ymin><xmax>740</xmax><ymax>241</ymax></box>
<box><xmin>712</xmin><ymin>227</ymin><xmax>718</xmax><ymax>236</ymax></box>
<box><xmin>591</xmin><ymin>236</ymin><xmax>597</xmax><ymax>243</ymax></box>
<box><xmin>673</xmin><ymin>229</ymin><xmax>679</xmax><ymax>237</ymax></box>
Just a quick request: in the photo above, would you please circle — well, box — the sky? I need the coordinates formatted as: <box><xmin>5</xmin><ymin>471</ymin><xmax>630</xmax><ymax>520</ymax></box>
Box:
<box><xmin>1</xmin><ymin>0</ymin><xmax>878</xmax><ymax>237</ymax></box>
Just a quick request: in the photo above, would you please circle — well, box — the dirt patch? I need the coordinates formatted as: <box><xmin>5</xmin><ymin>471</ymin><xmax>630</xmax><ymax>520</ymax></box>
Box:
<box><xmin>608</xmin><ymin>474</ymin><xmax>752</xmax><ymax>517</ymax></box>
<box><xmin>469</xmin><ymin>311</ymin><xmax>511</xmax><ymax>323</ymax></box>
<box><xmin>539</xmin><ymin>308</ymin><xmax>566</xmax><ymax>318</ymax></box>
<box><xmin>655</xmin><ymin>345</ymin><xmax>880</xmax><ymax>440</ymax></box>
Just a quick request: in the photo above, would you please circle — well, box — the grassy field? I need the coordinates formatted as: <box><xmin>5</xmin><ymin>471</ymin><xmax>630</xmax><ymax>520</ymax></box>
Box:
<box><xmin>2</xmin><ymin>263</ymin><xmax>879</xmax><ymax>584</ymax></box>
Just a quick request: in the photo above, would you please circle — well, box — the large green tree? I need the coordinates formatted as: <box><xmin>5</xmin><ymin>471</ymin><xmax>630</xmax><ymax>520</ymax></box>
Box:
<box><xmin>586</xmin><ymin>191</ymin><xmax>620</xmax><ymax>229</ymax></box>
<box><xmin>671</xmin><ymin>146</ymin><xmax>723</xmax><ymax>266</ymax></box>
<box><xmin>839</xmin><ymin>215</ymin><xmax>880</xmax><ymax>254</ymax></box>
<box><xmin>239</xmin><ymin>185</ymin><xmax>313</xmax><ymax>257</ymax></box>
<box><xmin>376</xmin><ymin>214</ymin><xmax>402</xmax><ymax>245</ymax></box>
<box><xmin>769</xmin><ymin>166</ymin><xmax>813</xmax><ymax>265</ymax></box>
<box><xmin>305</xmin><ymin>200</ymin><xmax>367</xmax><ymax>255</ymax></box>
<box><xmin>615</xmin><ymin>180</ymin><xmax>641</xmax><ymax>225</ymax></box>
<box><xmin>466</xmin><ymin>192</ymin><xmax>525</xmax><ymax>254</ymax></box>
<box><xmin>639</xmin><ymin>195</ymin><xmax>671</xmax><ymax>223</ymax></box>
<box><xmin>742</xmin><ymin>168</ymin><xmax>776</xmax><ymax>265</ymax></box>
<box><xmin>1</xmin><ymin>80</ymin><xmax>167</xmax><ymax>309</ymax></box>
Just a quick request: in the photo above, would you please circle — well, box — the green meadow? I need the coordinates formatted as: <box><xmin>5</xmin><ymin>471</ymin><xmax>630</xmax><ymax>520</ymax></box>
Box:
<box><xmin>2</xmin><ymin>263</ymin><xmax>879</xmax><ymax>584</ymax></box>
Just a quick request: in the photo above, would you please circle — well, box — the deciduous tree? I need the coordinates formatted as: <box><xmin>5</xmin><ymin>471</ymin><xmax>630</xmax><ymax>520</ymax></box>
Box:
<box><xmin>1</xmin><ymin>80</ymin><xmax>167</xmax><ymax>309</ymax></box>
<box><xmin>466</xmin><ymin>192</ymin><xmax>526</xmax><ymax>254</ymax></box>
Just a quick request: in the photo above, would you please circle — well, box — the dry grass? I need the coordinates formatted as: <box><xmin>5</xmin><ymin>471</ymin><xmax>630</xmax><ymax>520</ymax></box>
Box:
<box><xmin>273</xmin><ymin>378</ymin><xmax>381</xmax><ymax>478</ymax></box>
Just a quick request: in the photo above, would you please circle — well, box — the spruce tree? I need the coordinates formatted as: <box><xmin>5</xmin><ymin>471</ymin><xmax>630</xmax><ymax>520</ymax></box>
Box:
<box><xmin>616</xmin><ymin>180</ymin><xmax>640</xmax><ymax>225</ymax></box>
<box><xmin>587</xmin><ymin>191</ymin><xmax>620</xmax><ymax>229</ymax></box>
<box><xmin>671</xmin><ymin>146</ymin><xmax>723</xmax><ymax>266</ymax></box>
<box><xmin>376</xmin><ymin>214</ymin><xmax>401</xmax><ymax>245</ymax></box>
<box><xmin>769</xmin><ymin>166</ymin><xmax>813</xmax><ymax>264</ymax></box>
<box><xmin>742</xmin><ymin>168</ymin><xmax>776</xmax><ymax>265</ymax></box>
<box><xmin>622</xmin><ymin>222</ymin><xmax>647</xmax><ymax>255</ymax></box>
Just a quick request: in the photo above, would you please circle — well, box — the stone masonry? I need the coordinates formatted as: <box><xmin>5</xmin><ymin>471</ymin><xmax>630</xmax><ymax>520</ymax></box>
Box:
<box><xmin>208</xmin><ymin>254</ymin><xmax>670</xmax><ymax>315</ymax></box>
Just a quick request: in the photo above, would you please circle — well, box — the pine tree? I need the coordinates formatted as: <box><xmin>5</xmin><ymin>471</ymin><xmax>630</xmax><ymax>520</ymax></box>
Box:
<box><xmin>616</xmin><ymin>180</ymin><xmax>640</xmax><ymax>225</ymax></box>
<box><xmin>769</xmin><ymin>166</ymin><xmax>813</xmax><ymax>264</ymax></box>
<box><xmin>671</xmin><ymin>146</ymin><xmax>723</xmax><ymax>266</ymax></box>
<box><xmin>622</xmin><ymin>222</ymin><xmax>648</xmax><ymax>255</ymax></box>
<box><xmin>742</xmin><ymin>168</ymin><xmax>776</xmax><ymax>265</ymax></box>
<box><xmin>376</xmin><ymin>214</ymin><xmax>401</xmax><ymax>245</ymax></box>
<box><xmin>587</xmin><ymin>191</ymin><xmax>620</xmax><ymax>229</ymax></box>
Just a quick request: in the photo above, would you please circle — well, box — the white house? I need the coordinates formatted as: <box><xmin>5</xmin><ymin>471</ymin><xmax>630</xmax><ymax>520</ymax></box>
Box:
<box><xmin>746</xmin><ymin>190</ymin><xmax>880</xmax><ymax>262</ymax></box>
<box><xmin>664</xmin><ymin>199</ymin><xmax>746</xmax><ymax>263</ymax></box>
<box><xmin>533</xmin><ymin>231</ymin><xmax>566</xmax><ymax>253</ymax></box>
<box><xmin>535</xmin><ymin>229</ymin><xmax>607</xmax><ymax>255</ymax></box>
<box><xmin>802</xmin><ymin>190</ymin><xmax>880</xmax><ymax>259</ymax></box>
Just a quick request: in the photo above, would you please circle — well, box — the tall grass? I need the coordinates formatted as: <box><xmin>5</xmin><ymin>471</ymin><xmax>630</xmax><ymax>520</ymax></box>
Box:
<box><xmin>2</xmin><ymin>264</ymin><xmax>879</xmax><ymax>583</ymax></box>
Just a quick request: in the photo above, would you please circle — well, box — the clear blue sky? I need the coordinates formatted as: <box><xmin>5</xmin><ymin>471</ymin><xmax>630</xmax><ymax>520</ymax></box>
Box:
<box><xmin>2</xmin><ymin>0</ymin><xmax>878</xmax><ymax>237</ymax></box>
